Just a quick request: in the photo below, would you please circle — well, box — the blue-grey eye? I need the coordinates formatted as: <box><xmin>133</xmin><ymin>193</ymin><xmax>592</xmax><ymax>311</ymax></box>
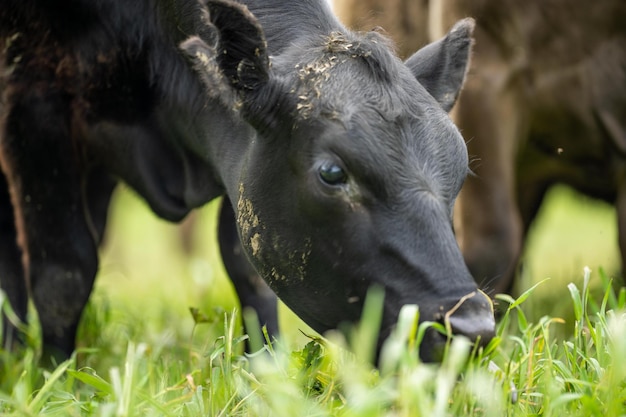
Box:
<box><xmin>319</xmin><ymin>163</ymin><xmax>347</xmax><ymax>185</ymax></box>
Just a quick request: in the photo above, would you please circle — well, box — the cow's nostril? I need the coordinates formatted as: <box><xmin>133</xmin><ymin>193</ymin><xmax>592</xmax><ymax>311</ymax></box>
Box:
<box><xmin>444</xmin><ymin>290</ymin><xmax>496</xmax><ymax>346</ymax></box>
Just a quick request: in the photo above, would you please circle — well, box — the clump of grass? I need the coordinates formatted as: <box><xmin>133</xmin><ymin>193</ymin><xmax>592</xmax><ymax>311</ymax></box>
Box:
<box><xmin>493</xmin><ymin>267</ymin><xmax>626</xmax><ymax>416</ymax></box>
<box><xmin>0</xmin><ymin>267</ymin><xmax>625</xmax><ymax>416</ymax></box>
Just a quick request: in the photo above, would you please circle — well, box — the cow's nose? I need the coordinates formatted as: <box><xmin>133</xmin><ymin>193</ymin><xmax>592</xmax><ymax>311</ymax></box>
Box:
<box><xmin>444</xmin><ymin>290</ymin><xmax>496</xmax><ymax>346</ymax></box>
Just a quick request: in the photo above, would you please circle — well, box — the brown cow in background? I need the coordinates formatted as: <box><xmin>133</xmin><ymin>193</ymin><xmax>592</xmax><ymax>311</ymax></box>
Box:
<box><xmin>333</xmin><ymin>0</ymin><xmax>626</xmax><ymax>295</ymax></box>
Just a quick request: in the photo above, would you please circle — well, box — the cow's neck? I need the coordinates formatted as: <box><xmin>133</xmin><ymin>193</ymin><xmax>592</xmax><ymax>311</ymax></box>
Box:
<box><xmin>199</xmin><ymin>106</ymin><xmax>257</xmax><ymax>207</ymax></box>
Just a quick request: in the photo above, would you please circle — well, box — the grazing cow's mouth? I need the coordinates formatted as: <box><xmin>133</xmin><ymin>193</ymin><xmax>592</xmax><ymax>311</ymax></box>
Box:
<box><xmin>375</xmin><ymin>290</ymin><xmax>495</xmax><ymax>363</ymax></box>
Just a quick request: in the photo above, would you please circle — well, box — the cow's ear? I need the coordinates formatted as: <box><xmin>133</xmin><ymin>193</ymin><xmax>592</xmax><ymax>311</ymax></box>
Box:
<box><xmin>206</xmin><ymin>0</ymin><xmax>270</xmax><ymax>91</ymax></box>
<box><xmin>180</xmin><ymin>0</ymin><xmax>269</xmax><ymax>99</ymax></box>
<box><xmin>404</xmin><ymin>18</ymin><xmax>475</xmax><ymax>112</ymax></box>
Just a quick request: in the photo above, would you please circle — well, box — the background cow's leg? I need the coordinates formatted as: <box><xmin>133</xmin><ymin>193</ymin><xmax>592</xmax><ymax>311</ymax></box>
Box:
<box><xmin>516</xmin><ymin>172</ymin><xmax>551</xmax><ymax>237</ymax></box>
<box><xmin>1</xmin><ymin>91</ymin><xmax>99</xmax><ymax>361</ymax></box>
<box><xmin>0</xmin><ymin>169</ymin><xmax>28</xmax><ymax>349</ymax></box>
<box><xmin>218</xmin><ymin>197</ymin><xmax>279</xmax><ymax>346</ymax></box>
<box><xmin>454</xmin><ymin>61</ymin><xmax>527</xmax><ymax>296</ymax></box>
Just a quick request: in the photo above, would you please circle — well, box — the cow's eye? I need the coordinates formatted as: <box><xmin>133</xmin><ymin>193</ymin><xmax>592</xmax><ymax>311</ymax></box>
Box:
<box><xmin>319</xmin><ymin>162</ymin><xmax>347</xmax><ymax>185</ymax></box>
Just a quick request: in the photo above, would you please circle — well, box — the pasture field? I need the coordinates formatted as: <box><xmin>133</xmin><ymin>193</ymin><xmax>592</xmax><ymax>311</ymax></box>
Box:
<box><xmin>0</xmin><ymin>184</ymin><xmax>624</xmax><ymax>416</ymax></box>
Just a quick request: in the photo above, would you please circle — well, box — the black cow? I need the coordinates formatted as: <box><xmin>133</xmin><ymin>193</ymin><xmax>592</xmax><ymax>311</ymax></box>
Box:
<box><xmin>0</xmin><ymin>0</ymin><xmax>494</xmax><ymax>362</ymax></box>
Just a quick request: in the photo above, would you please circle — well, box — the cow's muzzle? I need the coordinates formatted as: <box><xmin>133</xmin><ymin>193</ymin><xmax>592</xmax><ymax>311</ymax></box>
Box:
<box><xmin>442</xmin><ymin>290</ymin><xmax>495</xmax><ymax>347</ymax></box>
<box><xmin>416</xmin><ymin>290</ymin><xmax>496</xmax><ymax>362</ymax></box>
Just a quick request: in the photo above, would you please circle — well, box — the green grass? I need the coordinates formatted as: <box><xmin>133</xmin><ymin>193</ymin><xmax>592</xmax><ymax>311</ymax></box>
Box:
<box><xmin>0</xmin><ymin>183</ymin><xmax>624</xmax><ymax>416</ymax></box>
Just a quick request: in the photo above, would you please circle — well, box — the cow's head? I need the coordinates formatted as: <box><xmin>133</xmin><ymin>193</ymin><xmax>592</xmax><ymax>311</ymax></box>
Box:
<box><xmin>182</xmin><ymin>0</ymin><xmax>495</xmax><ymax>361</ymax></box>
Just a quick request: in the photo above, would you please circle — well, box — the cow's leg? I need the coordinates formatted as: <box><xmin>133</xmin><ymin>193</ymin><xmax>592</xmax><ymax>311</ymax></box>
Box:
<box><xmin>454</xmin><ymin>63</ymin><xmax>527</xmax><ymax>296</ymax></box>
<box><xmin>0</xmin><ymin>169</ymin><xmax>28</xmax><ymax>349</ymax></box>
<box><xmin>1</xmin><ymin>91</ymin><xmax>99</xmax><ymax>361</ymax></box>
<box><xmin>83</xmin><ymin>168</ymin><xmax>117</xmax><ymax>247</ymax></box>
<box><xmin>517</xmin><ymin>180</ymin><xmax>550</xmax><ymax>237</ymax></box>
<box><xmin>218</xmin><ymin>197</ymin><xmax>279</xmax><ymax>345</ymax></box>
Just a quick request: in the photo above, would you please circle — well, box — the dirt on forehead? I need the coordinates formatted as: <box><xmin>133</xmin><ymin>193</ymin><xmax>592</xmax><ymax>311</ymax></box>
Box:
<box><xmin>293</xmin><ymin>30</ymin><xmax>396</xmax><ymax>120</ymax></box>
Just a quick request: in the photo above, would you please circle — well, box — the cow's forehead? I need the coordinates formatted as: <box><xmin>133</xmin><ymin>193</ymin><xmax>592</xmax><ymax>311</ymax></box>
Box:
<box><xmin>289</xmin><ymin>49</ymin><xmax>448</xmax><ymax>149</ymax></box>
<box><xmin>275</xmin><ymin>30</ymin><xmax>433</xmax><ymax>122</ymax></box>
<box><xmin>293</xmin><ymin>34</ymin><xmax>438</xmax><ymax>121</ymax></box>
